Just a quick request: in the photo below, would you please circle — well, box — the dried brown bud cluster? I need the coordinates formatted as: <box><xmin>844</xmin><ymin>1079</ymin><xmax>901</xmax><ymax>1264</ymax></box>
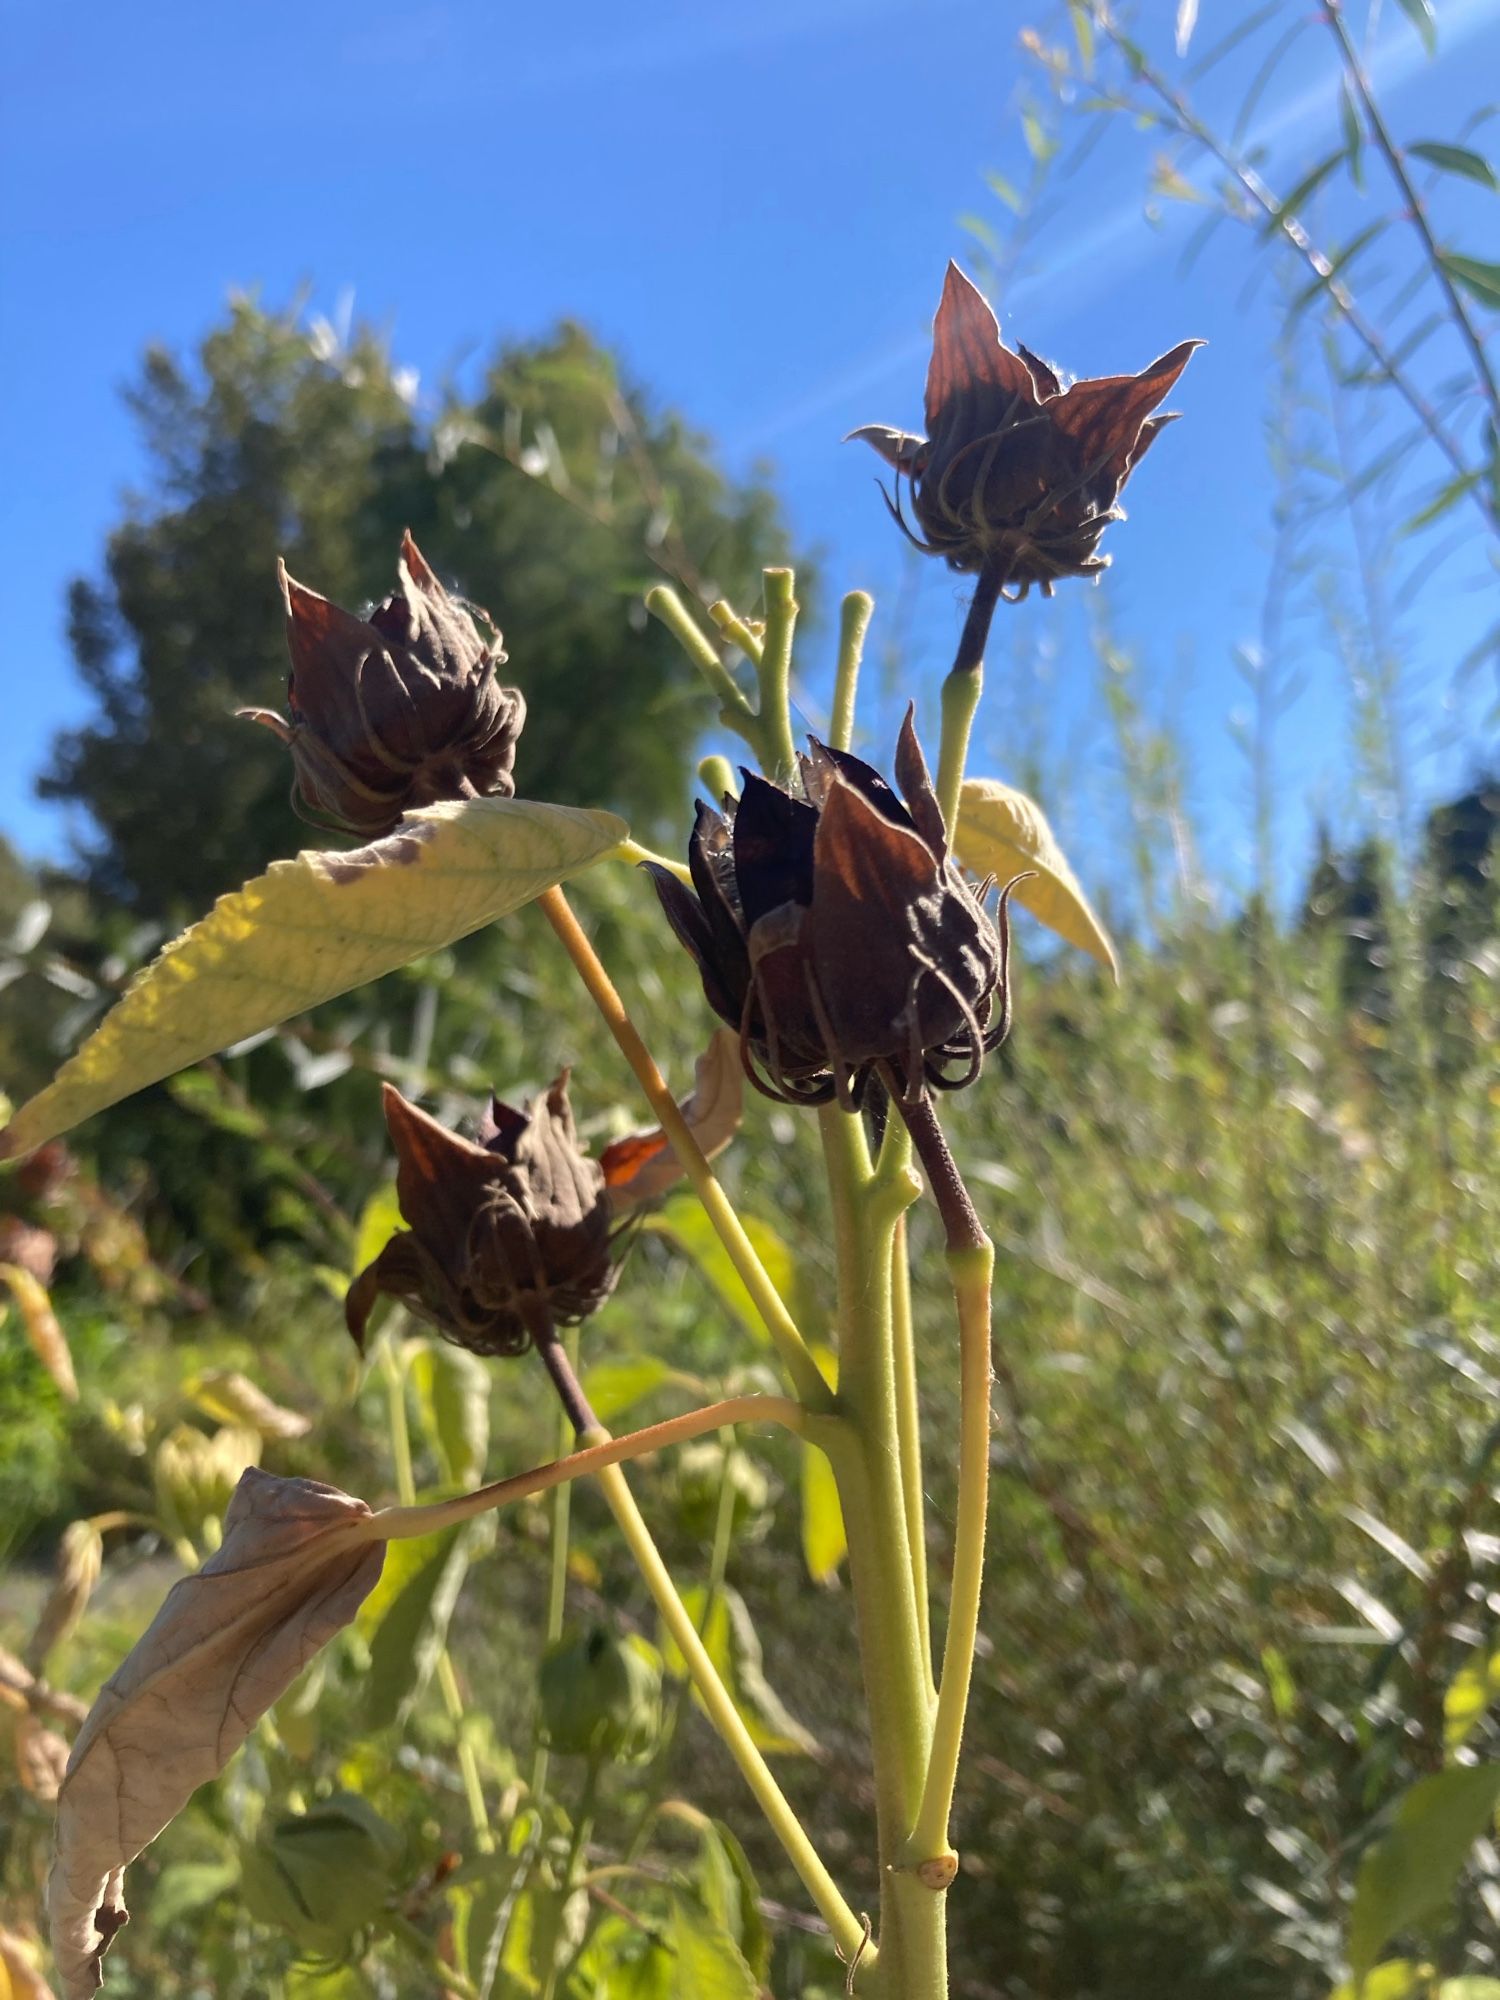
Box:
<box><xmin>646</xmin><ymin>713</ymin><xmax>1013</xmax><ymax>1110</ymax></box>
<box><xmin>242</xmin><ymin>532</ymin><xmax>525</xmax><ymax>837</ymax></box>
<box><xmin>347</xmin><ymin>1075</ymin><xmax>618</xmax><ymax>1358</ymax></box>
<box><xmin>851</xmin><ymin>263</ymin><xmax>1200</xmax><ymax>596</ymax></box>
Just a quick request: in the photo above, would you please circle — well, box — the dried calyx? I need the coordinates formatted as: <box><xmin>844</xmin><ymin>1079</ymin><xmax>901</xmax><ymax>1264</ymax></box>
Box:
<box><xmin>241</xmin><ymin>531</ymin><xmax>526</xmax><ymax>837</ymax></box>
<box><xmin>850</xmin><ymin>262</ymin><xmax>1200</xmax><ymax>597</ymax></box>
<box><xmin>347</xmin><ymin>1074</ymin><xmax>619</xmax><ymax>1360</ymax></box>
<box><xmin>646</xmin><ymin>710</ymin><xmax>1015</xmax><ymax>1112</ymax></box>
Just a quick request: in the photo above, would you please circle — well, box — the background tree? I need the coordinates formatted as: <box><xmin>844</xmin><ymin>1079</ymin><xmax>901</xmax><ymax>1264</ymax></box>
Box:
<box><xmin>43</xmin><ymin>301</ymin><xmax>793</xmax><ymax>916</ymax></box>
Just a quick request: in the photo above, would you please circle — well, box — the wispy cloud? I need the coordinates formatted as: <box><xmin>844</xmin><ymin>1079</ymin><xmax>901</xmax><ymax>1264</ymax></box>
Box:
<box><xmin>739</xmin><ymin>0</ymin><xmax>1500</xmax><ymax>453</ymax></box>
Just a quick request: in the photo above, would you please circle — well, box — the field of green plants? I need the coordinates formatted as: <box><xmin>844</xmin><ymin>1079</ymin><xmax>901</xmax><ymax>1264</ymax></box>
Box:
<box><xmin>2</xmin><ymin>5</ymin><xmax>1498</xmax><ymax>1997</ymax></box>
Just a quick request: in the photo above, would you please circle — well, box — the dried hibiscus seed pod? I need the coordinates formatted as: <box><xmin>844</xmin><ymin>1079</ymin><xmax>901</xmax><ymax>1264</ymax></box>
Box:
<box><xmin>646</xmin><ymin>710</ymin><xmax>1014</xmax><ymax>1110</ymax></box>
<box><xmin>241</xmin><ymin>530</ymin><xmax>526</xmax><ymax>837</ymax></box>
<box><xmin>850</xmin><ymin>262</ymin><xmax>1200</xmax><ymax>597</ymax></box>
<box><xmin>346</xmin><ymin>1073</ymin><xmax>618</xmax><ymax>1358</ymax></box>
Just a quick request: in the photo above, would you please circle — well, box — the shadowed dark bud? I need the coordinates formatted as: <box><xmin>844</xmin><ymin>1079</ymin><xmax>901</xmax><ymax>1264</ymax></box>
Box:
<box><xmin>646</xmin><ymin>711</ymin><xmax>1015</xmax><ymax>1111</ymax></box>
<box><xmin>849</xmin><ymin>263</ymin><xmax>1201</xmax><ymax>598</ymax></box>
<box><xmin>240</xmin><ymin>531</ymin><xmax>526</xmax><ymax>837</ymax></box>
<box><xmin>346</xmin><ymin>1074</ymin><xmax>618</xmax><ymax>1357</ymax></box>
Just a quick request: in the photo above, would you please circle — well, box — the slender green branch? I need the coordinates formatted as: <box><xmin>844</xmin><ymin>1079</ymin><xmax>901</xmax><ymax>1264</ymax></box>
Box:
<box><xmin>1324</xmin><ymin>0</ymin><xmax>1500</xmax><ymax>429</ymax></box>
<box><xmin>708</xmin><ymin>598</ymin><xmax>766</xmax><ymax>666</ymax></box>
<box><xmin>890</xmin><ymin>1214</ymin><xmax>934</xmax><ymax>1701</ymax></box>
<box><xmin>645</xmin><ymin>585</ymin><xmax>770</xmax><ymax>762</ymax></box>
<box><xmin>756</xmin><ymin>567</ymin><xmax>801</xmax><ymax>781</ymax></box>
<box><xmin>829</xmin><ymin>591</ymin><xmax>874</xmax><ymax>753</ymax></box>
<box><xmin>593</xmin><ymin>1458</ymin><xmax>870</xmax><ymax>1965</ymax></box>
<box><xmin>895</xmin><ymin>1092</ymin><xmax>994</xmax><ymax>1873</ymax></box>
<box><xmin>368</xmin><ymin>1395</ymin><xmax>806</xmax><ymax>1541</ymax></box>
<box><xmin>538</xmin><ymin>885</ymin><xmax>832</xmax><ymax>1409</ymax></box>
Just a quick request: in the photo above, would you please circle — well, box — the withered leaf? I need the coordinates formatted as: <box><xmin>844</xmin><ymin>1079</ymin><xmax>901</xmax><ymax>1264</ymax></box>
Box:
<box><xmin>600</xmin><ymin>1029</ymin><xmax>744</xmax><ymax>1212</ymax></box>
<box><xmin>47</xmin><ymin>1469</ymin><xmax>385</xmax><ymax>1999</ymax></box>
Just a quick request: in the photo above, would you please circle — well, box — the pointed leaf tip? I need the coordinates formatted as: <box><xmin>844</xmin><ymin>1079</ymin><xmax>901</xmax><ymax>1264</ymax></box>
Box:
<box><xmin>956</xmin><ymin>778</ymin><xmax>1118</xmax><ymax>977</ymax></box>
<box><xmin>2</xmin><ymin>798</ymin><xmax>627</xmax><ymax>1157</ymax></box>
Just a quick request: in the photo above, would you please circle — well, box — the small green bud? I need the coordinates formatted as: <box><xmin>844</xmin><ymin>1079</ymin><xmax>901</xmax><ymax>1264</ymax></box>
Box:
<box><xmin>152</xmin><ymin>1424</ymin><xmax>260</xmax><ymax>1546</ymax></box>
<box><xmin>241</xmin><ymin>1792</ymin><xmax>404</xmax><ymax>1955</ymax></box>
<box><xmin>538</xmin><ymin>1626</ymin><xmax>662</xmax><ymax>1765</ymax></box>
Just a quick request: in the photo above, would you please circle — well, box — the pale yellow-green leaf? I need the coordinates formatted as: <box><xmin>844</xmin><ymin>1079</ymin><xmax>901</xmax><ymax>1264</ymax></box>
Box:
<box><xmin>800</xmin><ymin>1442</ymin><xmax>847</xmax><ymax>1586</ymax></box>
<box><xmin>351</xmin><ymin>1182</ymin><xmax>404</xmax><ymax>1281</ymax></box>
<box><xmin>1328</xmin><ymin>1962</ymin><xmax>1425</xmax><ymax>2000</ymax></box>
<box><xmin>956</xmin><ymin>777</ymin><xmax>1117</xmax><ymax>977</ymax></box>
<box><xmin>0</xmin><ymin>1264</ymin><xmax>78</xmax><ymax>1401</ymax></box>
<box><xmin>648</xmin><ymin>1197</ymin><xmax>799</xmax><ymax>1347</ymax></box>
<box><xmin>1</xmin><ymin>798</ymin><xmax>626</xmax><ymax>1158</ymax></box>
<box><xmin>1445</xmin><ymin>1641</ymin><xmax>1500</xmax><ymax>1754</ymax></box>
<box><xmin>658</xmin><ymin>1583</ymin><xmax>816</xmax><ymax>1756</ymax></box>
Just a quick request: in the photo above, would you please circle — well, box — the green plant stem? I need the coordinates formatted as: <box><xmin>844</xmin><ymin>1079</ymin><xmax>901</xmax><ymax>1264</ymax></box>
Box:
<box><xmin>531</xmin><ymin>1328</ymin><xmax>582</xmax><ymax>1804</ymax></box>
<box><xmin>538</xmin><ymin>885</ymin><xmax>831</xmax><ymax>1410</ymax></box>
<box><xmin>708</xmin><ymin>598</ymin><xmax>766</xmax><ymax>666</ymax></box>
<box><xmin>818</xmin><ymin>1105</ymin><xmax>946</xmax><ymax>1999</ymax></box>
<box><xmin>890</xmin><ymin>1212</ymin><xmax>934</xmax><ymax>1701</ymax></box>
<box><xmin>611</xmin><ymin>836</ymin><xmax>690</xmax><ymax>884</ymax></box>
<box><xmin>379</xmin><ymin>1339</ymin><xmax>494</xmax><ymax>1852</ymax></box>
<box><xmin>755</xmin><ymin>567</ymin><xmax>800</xmax><ymax>781</ymax></box>
<box><xmin>829</xmin><ymin>591</ymin><xmax>874</xmax><ymax>752</ymax></box>
<box><xmin>935</xmin><ymin>561</ymin><xmax>1005</xmax><ymax>836</ymax></box>
<box><xmin>591</xmin><ymin>1457</ymin><xmax>870</xmax><ymax>1966</ymax></box>
<box><xmin>368</xmin><ymin>1395</ymin><xmax>806</xmax><ymax>1540</ymax></box>
<box><xmin>895</xmin><ymin>1092</ymin><xmax>994</xmax><ymax>1873</ymax></box>
<box><xmin>645</xmin><ymin>586</ymin><xmax>770</xmax><ymax>764</ymax></box>
<box><xmin>697</xmin><ymin>754</ymin><xmax>739</xmax><ymax>805</ymax></box>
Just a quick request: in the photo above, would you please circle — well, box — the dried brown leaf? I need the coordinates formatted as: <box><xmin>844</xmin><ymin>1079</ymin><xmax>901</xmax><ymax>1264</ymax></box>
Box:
<box><xmin>601</xmin><ymin>1029</ymin><xmax>743</xmax><ymax>1212</ymax></box>
<box><xmin>47</xmin><ymin>1469</ymin><xmax>385</xmax><ymax>1998</ymax></box>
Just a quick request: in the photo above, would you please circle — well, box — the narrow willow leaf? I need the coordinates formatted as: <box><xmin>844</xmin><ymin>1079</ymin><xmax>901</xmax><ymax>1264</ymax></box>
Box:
<box><xmin>1409</xmin><ymin>140</ymin><xmax>1498</xmax><ymax>190</ymax></box>
<box><xmin>1262</xmin><ymin>148</ymin><xmax>1348</xmax><ymax>235</ymax></box>
<box><xmin>1441</xmin><ymin>252</ymin><xmax>1500</xmax><ymax>310</ymax></box>
<box><xmin>1394</xmin><ymin>0</ymin><xmax>1437</xmax><ymax>55</ymax></box>
<box><xmin>1341</xmin><ymin>81</ymin><xmax>1365</xmax><ymax>189</ymax></box>
<box><xmin>1</xmin><ymin>798</ymin><xmax>626</xmax><ymax>1159</ymax></box>
<box><xmin>801</xmin><ymin>1441</ymin><xmax>847</xmax><ymax>1586</ymax></box>
<box><xmin>1174</xmin><ymin>0</ymin><xmax>1199</xmax><ymax>58</ymax></box>
<box><xmin>956</xmin><ymin>778</ymin><xmax>1118</xmax><ymax>976</ymax></box>
<box><xmin>360</xmin><ymin>1520</ymin><xmax>483</xmax><ymax>1731</ymax></box>
<box><xmin>47</xmin><ymin>1469</ymin><xmax>385</xmax><ymax>2000</ymax></box>
<box><xmin>185</xmin><ymin>1370</ymin><xmax>311</xmax><ymax>1441</ymax></box>
<box><xmin>1348</xmin><ymin>1765</ymin><xmax>1500</xmax><ymax>1983</ymax></box>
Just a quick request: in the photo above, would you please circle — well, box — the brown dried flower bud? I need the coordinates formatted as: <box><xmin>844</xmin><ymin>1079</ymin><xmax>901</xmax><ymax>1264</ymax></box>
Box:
<box><xmin>646</xmin><ymin>711</ymin><xmax>1013</xmax><ymax>1111</ymax></box>
<box><xmin>850</xmin><ymin>263</ymin><xmax>1200</xmax><ymax>597</ymax></box>
<box><xmin>346</xmin><ymin>1074</ymin><xmax>619</xmax><ymax>1357</ymax></box>
<box><xmin>241</xmin><ymin>531</ymin><xmax>526</xmax><ymax>837</ymax></box>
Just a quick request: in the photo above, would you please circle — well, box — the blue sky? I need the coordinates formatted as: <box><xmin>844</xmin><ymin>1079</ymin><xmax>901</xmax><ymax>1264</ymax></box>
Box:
<box><xmin>2</xmin><ymin>0</ymin><xmax>1496</xmax><ymax>918</ymax></box>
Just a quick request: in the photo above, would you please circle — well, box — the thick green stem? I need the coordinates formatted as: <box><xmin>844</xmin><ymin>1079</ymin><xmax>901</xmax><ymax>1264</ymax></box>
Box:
<box><xmin>829</xmin><ymin>592</ymin><xmax>874</xmax><ymax>753</ymax></box>
<box><xmin>818</xmin><ymin>1106</ymin><xmax>946</xmax><ymax>1999</ymax></box>
<box><xmin>539</xmin><ymin>886</ymin><xmax>831</xmax><ymax>1410</ymax></box>
<box><xmin>592</xmin><ymin>1458</ymin><xmax>869</xmax><ymax>1965</ymax></box>
<box><xmin>755</xmin><ymin>567</ymin><xmax>800</xmax><ymax>782</ymax></box>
